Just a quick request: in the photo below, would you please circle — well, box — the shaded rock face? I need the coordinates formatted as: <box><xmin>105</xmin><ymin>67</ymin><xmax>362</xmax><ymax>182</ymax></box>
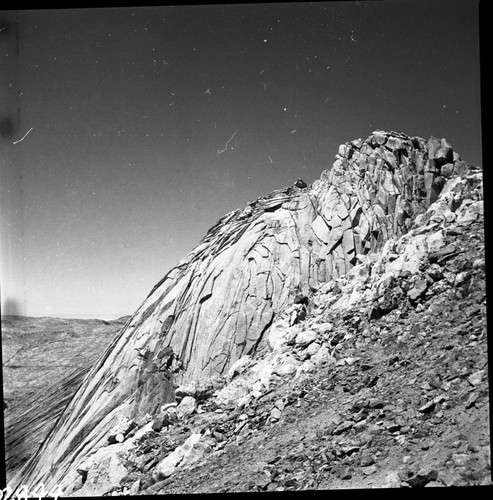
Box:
<box><xmin>10</xmin><ymin>131</ymin><xmax>473</xmax><ymax>491</ymax></box>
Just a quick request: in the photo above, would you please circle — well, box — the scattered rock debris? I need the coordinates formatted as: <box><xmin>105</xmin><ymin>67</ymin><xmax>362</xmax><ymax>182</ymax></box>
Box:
<box><xmin>6</xmin><ymin>131</ymin><xmax>490</xmax><ymax>494</ymax></box>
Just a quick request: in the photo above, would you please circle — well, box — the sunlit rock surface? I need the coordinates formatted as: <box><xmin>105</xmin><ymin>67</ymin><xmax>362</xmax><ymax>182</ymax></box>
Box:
<box><xmin>10</xmin><ymin>131</ymin><xmax>475</xmax><ymax>492</ymax></box>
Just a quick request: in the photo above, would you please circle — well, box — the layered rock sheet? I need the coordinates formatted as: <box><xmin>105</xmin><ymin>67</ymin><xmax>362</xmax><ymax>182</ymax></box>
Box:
<box><xmin>10</xmin><ymin>131</ymin><xmax>473</xmax><ymax>491</ymax></box>
<box><xmin>3</xmin><ymin>316</ymin><xmax>128</xmax><ymax>476</ymax></box>
<box><xmin>5</xmin><ymin>367</ymin><xmax>87</xmax><ymax>475</ymax></box>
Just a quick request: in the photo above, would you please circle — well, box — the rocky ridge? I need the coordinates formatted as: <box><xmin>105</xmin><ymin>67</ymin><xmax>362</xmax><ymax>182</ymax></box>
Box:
<box><xmin>63</xmin><ymin>162</ymin><xmax>489</xmax><ymax>495</ymax></box>
<box><xmin>8</xmin><ymin>131</ymin><xmax>489</xmax><ymax>494</ymax></box>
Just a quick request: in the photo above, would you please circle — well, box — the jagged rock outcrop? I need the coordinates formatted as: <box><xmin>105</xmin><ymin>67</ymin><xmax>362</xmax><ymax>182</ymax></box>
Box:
<box><xmin>61</xmin><ymin>162</ymin><xmax>487</xmax><ymax>495</ymax></box>
<box><xmin>137</xmin><ymin>164</ymin><xmax>486</xmax><ymax>493</ymax></box>
<box><xmin>9</xmin><ymin>131</ymin><xmax>476</xmax><ymax>493</ymax></box>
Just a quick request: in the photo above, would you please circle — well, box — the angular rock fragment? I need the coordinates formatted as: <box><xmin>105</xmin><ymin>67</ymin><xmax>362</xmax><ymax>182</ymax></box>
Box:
<box><xmin>407</xmin><ymin>279</ymin><xmax>428</xmax><ymax>302</ymax></box>
<box><xmin>108</xmin><ymin>417</ymin><xmax>137</xmax><ymax>444</ymax></box>
<box><xmin>295</xmin><ymin>330</ymin><xmax>318</xmax><ymax>348</ymax></box>
<box><xmin>429</xmin><ymin>244</ymin><xmax>461</xmax><ymax>264</ymax></box>
<box><xmin>418</xmin><ymin>401</ymin><xmax>435</xmax><ymax>414</ymax></box>
<box><xmin>177</xmin><ymin>396</ymin><xmax>197</xmax><ymax>420</ymax></box>
<box><xmin>175</xmin><ymin>378</ymin><xmax>222</xmax><ymax>402</ymax></box>
<box><xmin>467</xmin><ymin>370</ymin><xmax>485</xmax><ymax>387</ymax></box>
<box><xmin>290</xmin><ymin>303</ymin><xmax>308</xmax><ymax>326</ymax></box>
<box><xmin>406</xmin><ymin>468</ymin><xmax>439</xmax><ymax>487</ymax></box>
<box><xmin>465</xmin><ymin>392</ymin><xmax>479</xmax><ymax>409</ymax></box>
<box><xmin>151</xmin><ymin>414</ymin><xmax>166</xmax><ymax>432</ymax></box>
<box><xmin>153</xmin><ymin>433</ymin><xmax>202</xmax><ymax>480</ymax></box>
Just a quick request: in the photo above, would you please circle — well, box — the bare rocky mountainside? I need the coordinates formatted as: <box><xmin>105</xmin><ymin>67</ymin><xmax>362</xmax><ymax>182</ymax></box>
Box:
<box><xmin>2</xmin><ymin>316</ymin><xmax>130</xmax><ymax>476</ymax></box>
<box><xmin>6</xmin><ymin>130</ymin><xmax>490</xmax><ymax>494</ymax></box>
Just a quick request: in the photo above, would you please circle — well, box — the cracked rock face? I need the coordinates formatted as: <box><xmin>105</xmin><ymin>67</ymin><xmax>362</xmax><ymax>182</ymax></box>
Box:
<box><xmin>10</xmin><ymin>131</ymin><xmax>475</xmax><ymax>492</ymax></box>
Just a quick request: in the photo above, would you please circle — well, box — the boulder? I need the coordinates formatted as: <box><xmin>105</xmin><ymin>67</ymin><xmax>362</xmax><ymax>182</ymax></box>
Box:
<box><xmin>153</xmin><ymin>433</ymin><xmax>202</xmax><ymax>480</ymax></box>
<box><xmin>295</xmin><ymin>330</ymin><xmax>318</xmax><ymax>348</ymax></box>
<box><xmin>407</xmin><ymin>279</ymin><xmax>428</xmax><ymax>302</ymax></box>
<box><xmin>175</xmin><ymin>377</ymin><xmax>222</xmax><ymax>402</ymax></box>
<box><xmin>107</xmin><ymin>417</ymin><xmax>137</xmax><ymax>445</ymax></box>
<box><xmin>176</xmin><ymin>396</ymin><xmax>197</xmax><ymax>420</ymax></box>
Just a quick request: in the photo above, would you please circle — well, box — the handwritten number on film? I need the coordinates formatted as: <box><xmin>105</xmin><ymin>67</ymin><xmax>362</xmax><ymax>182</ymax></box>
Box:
<box><xmin>1</xmin><ymin>484</ymin><xmax>63</xmax><ymax>500</ymax></box>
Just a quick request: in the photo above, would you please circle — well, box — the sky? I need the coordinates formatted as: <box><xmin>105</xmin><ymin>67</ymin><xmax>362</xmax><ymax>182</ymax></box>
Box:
<box><xmin>0</xmin><ymin>0</ymin><xmax>482</xmax><ymax>319</ymax></box>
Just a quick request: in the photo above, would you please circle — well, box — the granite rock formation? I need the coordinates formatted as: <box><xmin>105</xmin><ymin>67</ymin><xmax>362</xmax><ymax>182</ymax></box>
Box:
<box><xmin>8</xmin><ymin>131</ymin><xmax>483</xmax><ymax>493</ymax></box>
<box><xmin>2</xmin><ymin>316</ymin><xmax>128</xmax><ymax>476</ymax></box>
<box><xmin>138</xmin><ymin>163</ymin><xmax>487</xmax><ymax>493</ymax></box>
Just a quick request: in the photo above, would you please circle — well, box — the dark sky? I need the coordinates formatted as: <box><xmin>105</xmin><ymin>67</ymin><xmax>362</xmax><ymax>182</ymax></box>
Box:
<box><xmin>0</xmin><ymin>0</ymin><xmax>482</xmax><ymax>319</ymax></box>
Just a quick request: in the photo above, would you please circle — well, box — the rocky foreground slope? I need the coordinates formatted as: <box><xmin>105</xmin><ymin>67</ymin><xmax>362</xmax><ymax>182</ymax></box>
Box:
<box><xmin>8</xmin><ymin>131</ymin><xmax>489</xmax><ymax>494</ymax></box>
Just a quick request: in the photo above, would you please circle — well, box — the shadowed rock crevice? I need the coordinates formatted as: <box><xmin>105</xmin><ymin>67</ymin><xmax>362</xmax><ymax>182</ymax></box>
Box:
<box><xmin>9</xmin><ymin>131</ymin><xmax>478</xmax><ymax>492</ymax></box>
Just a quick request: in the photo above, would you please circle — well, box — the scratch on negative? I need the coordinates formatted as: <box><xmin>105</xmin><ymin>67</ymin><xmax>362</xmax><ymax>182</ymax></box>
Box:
<box><xmin>217</xmin><ymin>131</ymin><xmax>237</xmax><ymax>155</ymax></box>
<box><xmin>13</xmin><ymin>127</ymin><xmax>33</xmax><ymax>145</ymax></box>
